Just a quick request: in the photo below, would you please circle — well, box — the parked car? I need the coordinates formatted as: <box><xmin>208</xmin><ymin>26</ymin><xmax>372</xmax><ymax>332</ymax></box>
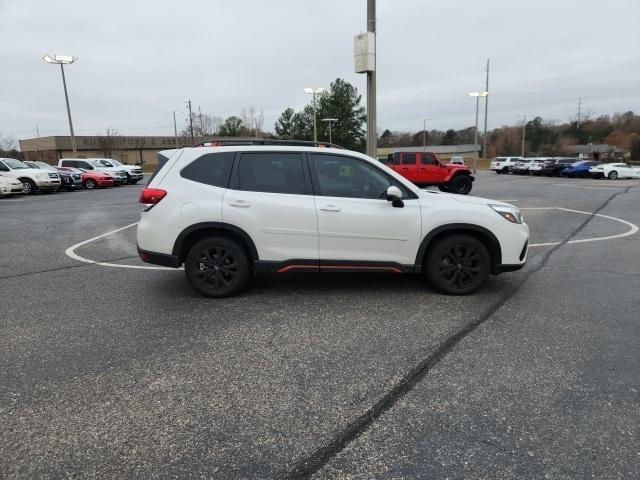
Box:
<box><xmin>539</xmin><ymin>158</ymin><xmax>579</xmax><ymax>177</ymax></box>
<box><xmin>490</xmin><ymin>157</ymin><xmax>522</xmax><ymax>174</ymax></box>
<box><xmin>94</xmin><ymin>158</ymin><xmax>144</xmax><ymax>184</ymax></box>
<box><xmin>449</xmin><ymin>156</ymin><xmax>465</xmax><ymax>165</ymax></box>
<box><xmin>511</xmin><ymin>159</ymin><xmax>533</xmax><ymax>175</ymax></box>
<box><xmin>589</xmin><ymin>162</ymin><xmax>640</xmax><ymax>180</ymax></box>
<box><xmin>386</xmin><ymin>151</ymin><xmax>474</xmax><ymax>194</ymax></box>
<box><xmin>137</xmin><ymin>140</ymin><xmax>529</xmax><ymax>298</ymax></box>
<box><xmin>24</xmin><ymin>161</ymin><xmax>81</xmax><ymax>191</ymax></box>
<box><xmin>0</xmin><ymin>158</ymin><xmax>61</xmax><ymax>194</ymax></box>
<box><xmin>560</xmin><ymin>160</ymin><xmax>601</xmax><ymax>178</ymax></box>
<box><xmin>0</xmin><ymin>173</ymin><xmax>25</xmax><ymax>196</ymax></box>
<box><xmin>528</xmin><ymin>158</ymin><xmax>555</xmax><ymax>176</ymax></box>
<box><xmin>57</xmin><ymin>159</ymin><xmax>128</xmax><ymax>185</ymax></box>
<box><xmin>56</xmin><ymin>166</ymin><xmax>114</xmax><ymax>189</ymax></box>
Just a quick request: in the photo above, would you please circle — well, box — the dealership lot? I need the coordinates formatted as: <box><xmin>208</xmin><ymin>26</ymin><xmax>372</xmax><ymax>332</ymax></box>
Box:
<box><xmin>1</xmin><ymin>173</ymin><xmax>639</xmax><ymax>479</ymax></box>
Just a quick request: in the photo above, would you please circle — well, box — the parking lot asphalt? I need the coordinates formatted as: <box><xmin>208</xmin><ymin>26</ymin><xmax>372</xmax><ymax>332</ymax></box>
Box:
<box><xmin>1</xmin><ymin>173</ymin><xmax>639</xmax><ymax>479</ymax></box>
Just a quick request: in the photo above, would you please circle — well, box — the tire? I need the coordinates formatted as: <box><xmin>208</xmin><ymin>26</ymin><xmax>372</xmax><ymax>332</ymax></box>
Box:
<box><xmin>608</xmin><ymin>170</ymin><xmax>618</xmax><ymax>180</ymax></box>
<box><xmin>125</xmin><ymin>174</ymin><xmax>133</xmax><ymax>185</ymax></box>
<box><xmin>20</xmin><ymin>178</ymin><xmax>37</xmax><ymax>195</ymax></box>
<box><xmin>495</xmin><ymin>170</ymin><xmax>502</xmax><ymax>175</ymax></box>
<box><xmin>425</xmin><ymin>234</ymin><xmax>491</xmax><ymax>295</ymax></box>
<box><xmin>85</xmin><ymin>178</ymin><xmax>97</xmax><ymax>190</ymax></box>
<box><xmin>185</xmin><ymin>237</ymin><xmax>250</xmax><ymax>298</ymax></box>
<box><xmin>449</xmin><ymin>175</ymin><xmax>473</xmax><ymax>195</ymax></box>
<box><xmin>438</xmin><ymin>185</ymin><xmax>450</xmax><ymax>192</ymax></box>
<box><xmin>502</xmin><ymin>167</ymin><xmax>509</xmax><ymax>174</ymax></box>
<box><xmin>129</xmin><ymin>179</ymin><xmax>139</xmax><ymax>185</ymax></box>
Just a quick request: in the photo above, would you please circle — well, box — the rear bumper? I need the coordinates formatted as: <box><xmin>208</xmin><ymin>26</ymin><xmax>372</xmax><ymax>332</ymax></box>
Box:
<box><xmin>137</xmin><ymin>247</ymin><xmax>181</xmax><ymax>268</ymax></box>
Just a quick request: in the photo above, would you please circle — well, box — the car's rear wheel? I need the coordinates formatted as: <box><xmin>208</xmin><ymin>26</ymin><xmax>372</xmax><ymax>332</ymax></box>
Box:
<box><xmin>185</xmin><ymin>237</ymin><xmax>250</xmax><ymax>298</ymax></box>
<box><xmin>608</xmin><ymin>170</ymin><xmax>618</xmax><ymax>180</ymax></box>
<box><xmin>85</xmin><ymin>178</ymin><xmax>97</xmax><ymax>189</ymax></box>
<box><xmin>495</xmin><ymin>170</ymin><xmax>502</xmax><ymax>175</ymax></box>
<box><xmin>502</xmin><ymin>167</ymin><xmax>509</xmax><ymax>174</ymax></box>
<box><xmin>425</xmin><ymin>234</ymin><xmax>491</xmax><ymax>295</ymax></box>
<box><xmin>449</xmin><ymin>175</ymin><xmax>473</xmax><ymax>195</ymax></box>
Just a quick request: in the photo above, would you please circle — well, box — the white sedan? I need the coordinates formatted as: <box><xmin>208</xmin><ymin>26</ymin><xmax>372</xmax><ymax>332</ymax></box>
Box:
<box><xmin>589</xmin><ymin>162</ymin><xmax>640</xmax><ymax>180</ymax></box>
<box><xmin>0</xmin><ymin>173</ymin><xmax>25</xmax><ymax>196</ymax></box>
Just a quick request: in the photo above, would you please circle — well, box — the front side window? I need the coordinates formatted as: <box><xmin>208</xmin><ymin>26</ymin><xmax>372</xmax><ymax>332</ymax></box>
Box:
<box><xmin>420</xmin><ymin>154</ymin><xmax>437</xmax><ymax>165</ymax></box>
<box><xmin>0</xmin><ymin>161</ymin><xmax>9</xmax><ymax>172</ymax></box>
<box><xmin>402</xmin><ymin>153</ymin><xmax>416</xmax><ymax>165</ymax></box>
<box><xmin>237</xmin><ymin>152</ymin><xmax>305</xmax><ymax>195</ymax></box>
<box><xmin>311</xmin><ymin>154</ymin><xmax>409</xmax><ymax>200</ymax></box>
<box><xmin>181</xmin><ymin>152</ymin><xmax>234</xmax><ymax>188</ymax></box>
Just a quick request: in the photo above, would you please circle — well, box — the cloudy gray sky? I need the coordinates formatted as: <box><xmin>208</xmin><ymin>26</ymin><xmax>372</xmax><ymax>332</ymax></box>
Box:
<box><xmin>1</xmin><ymin>0</ymin><xmax>639</xmax><ymax>141</ymax></box>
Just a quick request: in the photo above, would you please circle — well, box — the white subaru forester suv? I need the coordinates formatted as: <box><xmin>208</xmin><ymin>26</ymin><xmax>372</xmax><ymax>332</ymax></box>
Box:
<box><xmin>137</xmin><ymin>141</ymin><xmax>529</xmax><ymax>298</ymax></box>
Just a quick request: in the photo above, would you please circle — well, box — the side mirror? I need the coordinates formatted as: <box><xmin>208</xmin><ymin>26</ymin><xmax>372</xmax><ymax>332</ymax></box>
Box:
<box><xmin>386</xmin><ymin>186</ymin><xmax>404</xmax><ymax>208</ymax></box>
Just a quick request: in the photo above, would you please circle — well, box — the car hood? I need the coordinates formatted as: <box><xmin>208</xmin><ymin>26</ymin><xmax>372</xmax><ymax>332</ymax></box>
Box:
<box><xmin>419</xmin><ymin>189</ymin><xmax>514</xmax><ymax>208</ymax></box>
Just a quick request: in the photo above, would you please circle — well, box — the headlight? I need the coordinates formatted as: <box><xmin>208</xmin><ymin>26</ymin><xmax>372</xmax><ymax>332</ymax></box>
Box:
<box><xmin>489</xmin><ymin>204</ymin><xmax>523</xmax><ymax>224</ymax></box>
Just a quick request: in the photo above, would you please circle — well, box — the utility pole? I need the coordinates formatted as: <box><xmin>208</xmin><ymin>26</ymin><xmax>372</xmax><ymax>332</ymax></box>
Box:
<box><xmin>482</xmin><ymin>58</ymin><xmax>490</xmax><ymax>160</ymax></box>
<box><xmin>422</xmin><ymin>118</ymin><xmax>433</xmax><ymax>152</ymax></box>
<box><xmin>187</xmin><ymin>100</ymin><xmax>194</xmax><ymax>144</ymax></box>
<box><xmin>36</xmin><ymin>125</ymin><xmax>40</xmax><ymax>138</ymax></box>
<box><xmin>366</xmin><ymin>0</ymin><xmax>377</xmax><ymax>158</ymax></box>
<box><xmin>172</xmin><ymin>111</ymin><xmax>179</xmax><ymax>149</ymax></box>
<box><xmin>473</xmin><ymin>95</ymin><xmax>480</xmax><ymax>173</ymax></box>
<box><xmin>577</xmin><ymin>98</ymin><xmax>582</xmax><ymax>141</ymax></box>
<box><xmin>521</xmin><ymin>115</ymin><xmax>527</xmax><ymax>157</ymax></box>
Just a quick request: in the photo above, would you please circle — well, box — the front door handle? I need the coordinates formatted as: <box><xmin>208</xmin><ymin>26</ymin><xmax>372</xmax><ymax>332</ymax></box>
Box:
<box><xmin>229</xmin><ymin>200</ymin><xmax>250</xmax><ymax>208</ymax></box>
<box><xmin>320</xmin><ymin>205</ymin><xmax>341</xmax><ymax>212</ymax></box>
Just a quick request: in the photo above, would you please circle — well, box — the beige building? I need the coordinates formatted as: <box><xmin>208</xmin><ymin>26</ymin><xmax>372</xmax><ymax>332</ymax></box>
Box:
<box><xmin>19</xmin><ymin>135</ymin><xmax>203</xmax><ymax>169</ymax></box>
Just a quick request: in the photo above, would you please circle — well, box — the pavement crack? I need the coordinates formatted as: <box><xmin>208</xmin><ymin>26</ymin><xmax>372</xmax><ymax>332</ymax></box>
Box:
<box><xmin>282</xmin><ymin>185</ymin><xmax>634</xmax><ymax>480</ymax></box>
<box><xmin>0</xmin><ymin>255</ymin><xmax>140</xmax><ymax>281</ymax></box>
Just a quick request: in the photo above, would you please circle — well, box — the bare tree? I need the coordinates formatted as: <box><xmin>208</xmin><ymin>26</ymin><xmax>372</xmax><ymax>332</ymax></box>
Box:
<box><xmin>0</xmin><ymin>132</ymin><xmax>18</xmax><ymax>151</ymax></box>
<box><xmin>96</xmin><ymin>128</ymin><xmax>120</xmax><ymax>158</ymax></box>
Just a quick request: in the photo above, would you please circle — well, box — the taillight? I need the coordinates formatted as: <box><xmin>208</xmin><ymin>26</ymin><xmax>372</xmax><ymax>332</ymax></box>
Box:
<box><xmin>139</xmin><ymin>188</ymin><xmax>167</xmax><ymax>208</ymax></box>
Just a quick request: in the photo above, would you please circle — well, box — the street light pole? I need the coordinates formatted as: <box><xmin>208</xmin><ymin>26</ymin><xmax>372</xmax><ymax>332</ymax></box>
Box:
<box><xmin>482</xmin><ymin>58</ymin><xmax>490</xmax><ymax>160</ymax></box>
<box><xmin>304</xmin><ymin>87</ymin><xmax>325</xmax><ymax>142</ymax></box>
<box><xmin>422</xmin><ymin>118</ymin><xmax>433</xmax><ymax>152</ymax></box>
<box><xmin>521</xmin><ymin>114</ymin><xmax>527</xmax><ymax>157</ymax></box>
<box><xmin>469</xmin><ymin>91</ymin><xmax>488</xmax><ymax>174</ymax></box>
<box><xmin>172</xmin><ymin>111</ymin><xmax>179</xmax><ymax>149</ymax></box>
<box><xmin>43</xmin><ymin>54</ymin><xmax>78</xmax><ymax>157</ymax></box>
<box><xmin>322</xmin><ymin>118</ymin><xmax>338</xmax><ymax>144</ymax></box>
<box><xmin>366</xmin><ymin>0</ymin><xmax>377</xmax><ymax>158</ymax></box>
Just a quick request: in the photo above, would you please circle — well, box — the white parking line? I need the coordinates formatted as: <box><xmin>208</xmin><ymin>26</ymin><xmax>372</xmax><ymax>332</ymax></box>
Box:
<box><xmin>523</xmin><ymin>207</ymin><xmax>639</xmax><ymax>247</ymax></box>
<box><xmin>65</xmin><ymin>207</ymin><xmax>639</xmax><ymax>269</ymax></box>
<box><xmin>553</xmin><ymin>183</ymin><xmax>630</xmax><ymax>190</ymax></box>
<box><xmin>64</xmin><ymin>223</ymin><xmax>174</xmax><ymax>270</ymax></box>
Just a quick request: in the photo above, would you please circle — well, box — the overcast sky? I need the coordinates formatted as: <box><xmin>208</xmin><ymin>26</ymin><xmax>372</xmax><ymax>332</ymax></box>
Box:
<box><xmin>1</xmin><ymin>0</ymin><xmax>639</xmax><ymax>141</ymax></box>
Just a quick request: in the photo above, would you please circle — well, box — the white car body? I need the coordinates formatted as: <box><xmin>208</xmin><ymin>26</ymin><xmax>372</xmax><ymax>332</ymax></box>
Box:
<box><xmin>589</xmin><ymin>162</ymin><xmax>640</xmax><ymax>179</ymax></box>
<box><xmin>527</xmin><ymin>158</ymin><xmax>553</xmax><ymax>175</ymax></box>
<box><xmin>93</xmin><ymin>158</ymin><xmax>143</xmax><ymax>184</ymax></box>
<box><xmin>58</xmin><ymin>158</ymin><xmax>128</xmax><ymax>184</ymax></box>
<box><xmin>0</xmin><ymin>158</ymin><xmax>61</xmax><ymax>193</ymax></box>
<box><xmin>0</xmin><ymin>173</ymin><xmax>25</xmax><ymax>196</ymax></box>
<box><xmin>136</xmin><ymin>145</ymin><xmax>529</xmax><ymax>296</ymax></box>
<box><xmin>490</xmin><ymin>156</ymin><xmax>523</xmax><ymax>174</ymax></box>
<box><xmin>449</xmin><ymin>156</ymin><xmax>465</xmax><ymax>165</ymax></box>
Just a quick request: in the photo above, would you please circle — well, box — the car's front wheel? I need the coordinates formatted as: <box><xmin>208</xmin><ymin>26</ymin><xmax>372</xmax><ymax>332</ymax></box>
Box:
<box><xmin>21</xmin><ymin>178</ymin><xmax>36</xmax><ymax>195</ymax></box>
<box><xmin>185</xmin><ymin>237</ymin><xmax>250</xmax><ymax>298</ymax></box>
<box><xmin>85</xmin><ymin>179</ymin><xmax>97</xmax><ymax>189</ymax></box>
<box><xmin>449</xmin><ymin>175</ymin><xmax>473</xmax><ymax>195</ymax></box>
<box><xmin>425</xmin><ymin>234</ymin><xmax>491</xmax><ymax>295</ymax></box>
<box><xmin>608</xmin><ymin>170</ymin><xmax>618</xmax><ymax>180</ymax></box>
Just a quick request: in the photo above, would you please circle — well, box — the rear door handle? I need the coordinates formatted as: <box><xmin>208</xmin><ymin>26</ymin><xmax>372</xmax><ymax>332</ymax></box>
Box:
<box><xmin>229</xmin><ymin>200</ymin><xmax>250</xmax><ymax>208</ymax></box>
<box><xmin>320</xmin><ymin>205</ymin><xmax>341</xmax><ymax>212</ymax></box>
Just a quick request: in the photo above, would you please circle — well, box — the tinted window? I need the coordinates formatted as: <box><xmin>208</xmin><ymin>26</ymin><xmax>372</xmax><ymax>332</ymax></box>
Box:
<box><xmin>402</xmin><ymin>153</ymin><xmax>416</xmax><ymax>165</ymax></box>
<box><xmin>181</xmin><ymin>152</ymin><xmax>234</xmax><ymax>188</ymax></box>
<box><xmin>420</xmin><ymin>154</ymin><xmax>437</xmax><ymax>165</ymax></box>
<box><xmin>238</xmin><ymin>153</ymin><xmax>305</xmax><ymax>194</ymax></box>
<box><xmin>311</xmin><ymin>154</ymin><xmax>409</xmax><ymax>199</ymax></box>
<box><xmin>0</xmin><ymin>162</ymin><xmax>9</xmax><ymax>172</ymax></box>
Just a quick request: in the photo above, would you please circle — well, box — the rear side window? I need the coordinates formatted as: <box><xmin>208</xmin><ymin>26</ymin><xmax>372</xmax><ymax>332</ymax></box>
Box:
<box><xmin>180</xmin><ymin>152</ymin><xmax>234</xmax><ymax>187</ymax></box>
<box><xmin>61</xmin><ymin>160</ymin><xmax>76</xmax><ymax>168</ymax></box>
<box><xmin>402</xmin><ymin>153</ymin><xmax>416</xmax><ymax>165</ymax></box>
<box><xmin>420</xmin><ymin>153</ymin><xmax>437</xmax><ymax>165</ymax></box>
<box><xmin>237</xmin><ymin>152</ymin><xmax>305</xmax><ymax>195</ymax></box>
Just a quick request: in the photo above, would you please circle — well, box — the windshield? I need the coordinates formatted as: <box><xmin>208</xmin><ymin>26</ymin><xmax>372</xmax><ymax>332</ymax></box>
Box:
<box><xmin>98</xmin><ymin>160</ymin><xmax>114</xmax><ymax>167</ymax></box>
<box><xmin>36</xmin><ymin>162</ymin><xmax>56</xmax><ymax>171</ymax></box>
<box><xmin>108</xmin><ymin>159</ymin><xmax>122</xmax><ymax>166</ymax></box>
<box><xmin>3</xmin><ymin>159</ymin><xmax>30</xmax><ymax>169</ymax></box>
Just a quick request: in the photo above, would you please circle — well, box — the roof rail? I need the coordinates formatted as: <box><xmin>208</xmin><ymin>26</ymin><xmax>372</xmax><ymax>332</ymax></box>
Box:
<box><xmin>193</xmin><ymin>138</ymin><xmax>345</xmax><ymax>149</ymax></box>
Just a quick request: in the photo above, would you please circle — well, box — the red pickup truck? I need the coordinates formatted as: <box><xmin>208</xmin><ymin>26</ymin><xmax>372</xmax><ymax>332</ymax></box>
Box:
<box><xmin>384</xmin><ymin>151</ymin><xmax>474</xmax><ymax>194</ymax></box>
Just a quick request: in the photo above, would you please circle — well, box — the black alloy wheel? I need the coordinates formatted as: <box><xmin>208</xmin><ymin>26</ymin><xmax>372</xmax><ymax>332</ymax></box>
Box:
<box><xmin>450</xmin><ymin>175</ymin><xmax>473</xmax><ymax>195</ymax></box>
<box><xmin>426</xmin><ymin>234</ymin><xmax>490</xmax><ymax>295</ymax></box>
<box><xmin>185</xmin><ymin>237</ymin><xmax>249</xmax><ymax>298</ymax></box>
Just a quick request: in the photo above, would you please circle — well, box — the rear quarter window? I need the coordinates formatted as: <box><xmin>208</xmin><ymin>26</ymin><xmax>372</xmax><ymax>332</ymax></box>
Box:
<box><xmin>180</xmin><ymin>152</ymin><xmax>235</xmax><ymax>188</ymax></box>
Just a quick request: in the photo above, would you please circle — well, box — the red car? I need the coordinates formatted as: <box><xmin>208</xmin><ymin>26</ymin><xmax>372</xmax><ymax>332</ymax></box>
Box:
<box><xmin>384</xmin><ymin>151</ymin><xmax>474</xmax><ymax>194</ymax></box>
<box><xmin>56</xmin><ymin>167</ymin><xmax>114</xmax><ymax>189</ymax></box>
